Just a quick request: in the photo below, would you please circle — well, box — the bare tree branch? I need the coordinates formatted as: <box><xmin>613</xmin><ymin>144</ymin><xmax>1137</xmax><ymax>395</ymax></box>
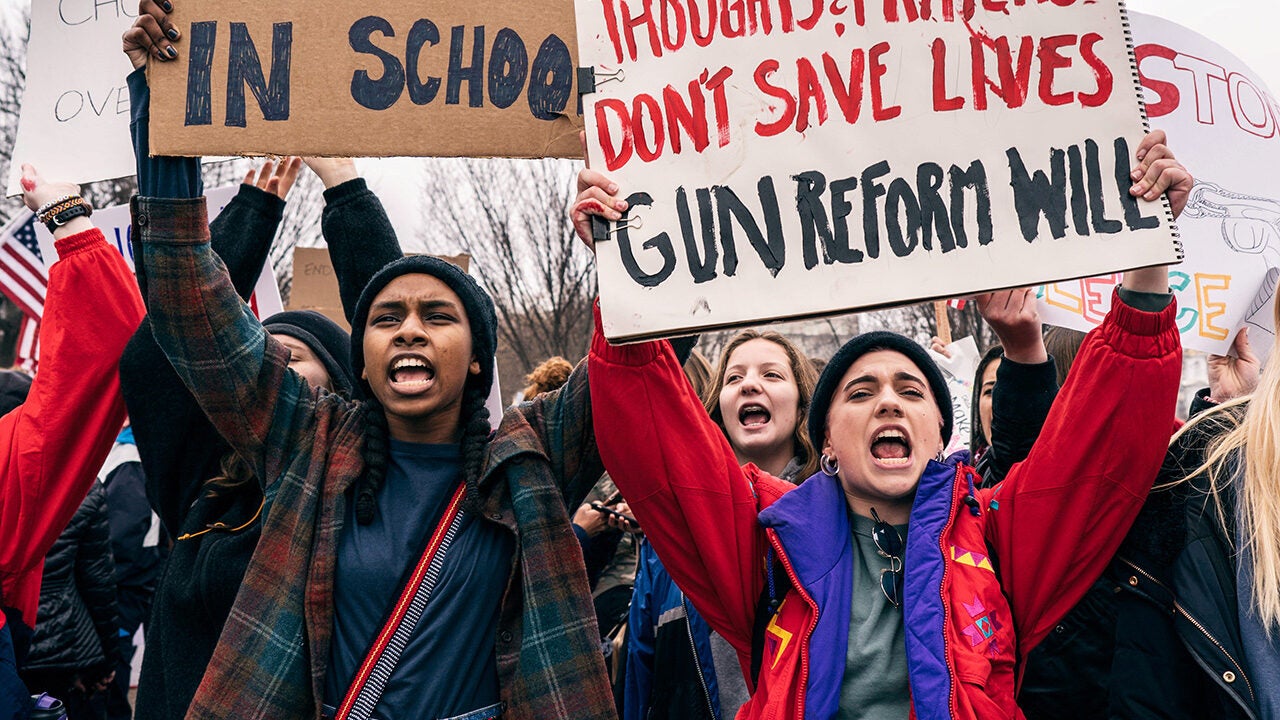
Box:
<box><xmin>417</xmin><ymin>157</ymin><xmax>595</xmax><ymax>386</ymax></box>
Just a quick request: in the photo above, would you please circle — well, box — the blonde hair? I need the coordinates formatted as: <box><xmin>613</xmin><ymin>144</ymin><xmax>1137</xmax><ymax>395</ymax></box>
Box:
<box><xmin>703</xmin><ymin>330</ymin><xmax>819</xmax><ymax>479</ymax></box>
<box><xmin>1178</xmin><ymin>333</ymin><xmax>1280</xmax><ymax>637</ymax></box>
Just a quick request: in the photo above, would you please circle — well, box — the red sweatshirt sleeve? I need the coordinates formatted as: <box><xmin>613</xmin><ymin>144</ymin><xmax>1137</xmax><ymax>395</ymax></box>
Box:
<box><xmin>0</xmin><ymin>228</ymin><xmax>143</xmax><ymax>624</ymax></box>
<box><xmin>588</xmin><ymin>305</ymin><xmax>764</xmax><ymax>653</ymax></box>
<box><xmin>982</xmin><ymin>290</ymin><xmax>1180</xmax><ymax>661</ymax></box>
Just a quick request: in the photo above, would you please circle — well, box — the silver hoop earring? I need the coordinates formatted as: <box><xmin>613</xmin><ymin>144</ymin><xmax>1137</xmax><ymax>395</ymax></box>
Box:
<box><xmin>820</xmin><ymin>453</ymin><xmax>839</xmax><ymax>477</ymax></box>
<box><xmin>935</xmin><ymin>450</ymin><xmax>946</xmax><ymax>463</ymax></box>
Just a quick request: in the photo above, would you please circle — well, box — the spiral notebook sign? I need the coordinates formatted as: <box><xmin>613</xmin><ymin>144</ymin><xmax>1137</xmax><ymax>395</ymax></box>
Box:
<box><xmin>1035</xmin><ymin>12</ymin><xmax>1280</xmax><ymax>358</ymax></box>
<box><xmin>576</xmin><ymin>0</ymin><xmax>1183</xmax><ymax>341</ymax></box>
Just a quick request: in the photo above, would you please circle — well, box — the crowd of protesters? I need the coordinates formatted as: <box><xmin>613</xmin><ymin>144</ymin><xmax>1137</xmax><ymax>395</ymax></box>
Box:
<box><xmin>0</xmin><ymin>1</ymin><xmax>1276</xmax><ymax>719</ymax></box>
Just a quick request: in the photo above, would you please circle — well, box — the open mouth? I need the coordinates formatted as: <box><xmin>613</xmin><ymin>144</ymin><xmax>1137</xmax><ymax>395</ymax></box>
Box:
<box><xmin>738</xmin><ymin>403</ymin><xmax>772</xmax><ymax>428</ymax></box>
<box><xmin>388</xmin><ymin>355</ymin><xmax>435</xmax><ymax>392</ymax></box>
<box><xmin>870</xmin><ymin>428</ymin><xmax>912</xmax><ymax>467</ymax></box>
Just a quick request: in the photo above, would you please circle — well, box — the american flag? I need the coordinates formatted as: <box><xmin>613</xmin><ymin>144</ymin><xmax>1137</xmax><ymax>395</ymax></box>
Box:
<box><xmin>15</xmin><ymin>316</ymin><xmax>39</xmax><ymax>372</ymax></box>
<box><xmin>0</xmin><ymin>211</ymin><xmax>46</xmax><ymax>369</ymax></box>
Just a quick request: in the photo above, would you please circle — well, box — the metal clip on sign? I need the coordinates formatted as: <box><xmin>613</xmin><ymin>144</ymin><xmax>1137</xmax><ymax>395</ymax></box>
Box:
<box><xmin>591</xmin><ymin>213</ymin><xmax>643</xmax><ymax>243</ymax></box>
<box><xmin>576</xmin><ymin>67</ymin><xmax>626</xmax><ymax>95</ymax></box>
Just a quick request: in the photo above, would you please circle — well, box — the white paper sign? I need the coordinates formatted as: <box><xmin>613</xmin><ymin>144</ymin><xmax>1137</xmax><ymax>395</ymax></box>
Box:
<box><xmin>928</xmin><ymin>335</ymin><xmax>980</xmax><ymax>457</ymax></box>
<box><xmin>36</xmin><ymin>185</ymin><xmax>283</xmax><ymax>318</ymax></box>
<box><xmin>1036</xmin><ymin>12</ymin><xmax>1280</xmax><ymax>355</ymax></box>
<box><xmin>575</xmin><ymin>0</ymin><xmax>1181</xmax><ymax>342</ymax></box>
<box><xmin>5</xmin><ymin>1</ymin><xmax>140</xmax><ymax>196</ymax></box>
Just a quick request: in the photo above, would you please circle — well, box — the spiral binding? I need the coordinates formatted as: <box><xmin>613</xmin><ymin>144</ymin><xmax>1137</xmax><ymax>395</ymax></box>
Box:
<box><xmin>1118</xmin><ymin>0</ymin><xmax>1184</xmax><ymax>261</ymax></box>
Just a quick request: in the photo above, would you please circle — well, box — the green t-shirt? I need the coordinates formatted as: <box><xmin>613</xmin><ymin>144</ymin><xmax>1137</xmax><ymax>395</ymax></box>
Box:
<box><xmin>837</xmin><ymin>512</ymin><xmax>911</xmax><ymax>719</ymax></box>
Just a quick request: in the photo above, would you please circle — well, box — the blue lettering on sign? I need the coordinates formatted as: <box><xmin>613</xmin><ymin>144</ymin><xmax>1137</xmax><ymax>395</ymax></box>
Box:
<box><xmin>446</xmin><ymin>25</ymin><xmax>485</xmax><ymax>108</ymax></box>
<box><xmin>406</xmin><ymin>19</ymin><xmax>442</xmax><ymax>105</ymax></box>
<box><xmin>347</xmin><ymin>17</ymin><xmax>574</xmax><ymax>120</ymax></box>
<box><xmin>226</xmin><ymin>22</ymin><xmax>292</xmax><ymax>127</ymax></box>
<box><xmin>487</xmin><ymin>28</ymin><xmax>528</xmax><ymax>109</ymax></box>
<box><xmin>184</xmin><ymin>21</ymin><xmax>217</xmax><ymax>126</ymax></box>
<box><xmin>527</xmin><ymin>34</ymin><xmax>572</xmax><ymax>121</ymax></box>
<box><xmin>184</xmin><ymin>21</ymin><xmax>292</xmax><ymax>127</ymax></box>
<box><xmin>349</xmin><ymin>15</ymin><xmax>405</xmax><ymax>111</ymax></box>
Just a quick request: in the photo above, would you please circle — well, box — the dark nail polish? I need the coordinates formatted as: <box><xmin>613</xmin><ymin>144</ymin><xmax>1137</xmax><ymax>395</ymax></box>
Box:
<box><xmin>167</xmin><ymin>46</ymin><xmax>177</xmax><ymax>58</ymax></box>
<box><xmin>162</xmin><ymin>1</ymin><xmax>172</xmax><ymax>11</ymax></box>
<box><xmin>167</xmin><ymin>28</ymin><xmax>179</xmax><ymax>40</ymax></box>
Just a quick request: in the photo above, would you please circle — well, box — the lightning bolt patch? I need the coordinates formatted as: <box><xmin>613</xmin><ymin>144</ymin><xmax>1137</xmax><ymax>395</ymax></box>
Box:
<box><xmin>765</xmin><ymin>598</ymin><xmax>793</xmax><ymax>670</ymax></box>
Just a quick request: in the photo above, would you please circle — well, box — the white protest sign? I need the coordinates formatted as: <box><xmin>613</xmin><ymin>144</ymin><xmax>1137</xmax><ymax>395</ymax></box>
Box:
<box><xmin>1241</xmin><ymin>267</ymin><xmax>1278</xmax><ymax>365</ymax></box>
<box><xmin>575</xmin><ymin>0</ymin><xmax>1182</xmax><ymax>342</ymax></box>
<box><xmin>1036</xmin><ymin>12</ymin><xmax>1280</xmax><ymax>355</ymax></box>
<box><xmin>5</xmin><ymin>1</ymin><xmax>139</xmax><ymax>196</ymax></box>
<box><xmin>928</xmin><ymin>335</ymin><xmax>979</xmax><ymax>457</ymax></box>
<box><xmin>36</xmin><ymin>185</ymin><xmax>283</xmax><ymax>319</ymax></box>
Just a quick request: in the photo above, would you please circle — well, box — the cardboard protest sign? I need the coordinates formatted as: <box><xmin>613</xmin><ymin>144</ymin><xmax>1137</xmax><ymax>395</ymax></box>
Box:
<box><xmin>1036</xmin><ymin>12</ymin><xmax>1280</xmax><ymax>355</ymax></box>
<box><xmin>287</xmin><ymin>246</ymin><xmax>470</xmax><ymax>329</ymax></box>
<box><xmin>5</xmin><ymin>1</ymin><xmax>140</xmax><ymax>196</ymax></box>
<box><xmin>35</xmin><ymin>185</ymin><xmax>283</xmax><ymax>319</ymax></box>
<box><xmin>927</xmin><ymin>335</ymin><xmax>980</xmax><ymax>457</ymax></box>
<box><xmin>147</xmin><ymin>0</ymin><xmax>582</xmax><ymax>158</ymax></box>
<box><xmin>575</xmin><ymin>0</ymin><xmax>1182</xmax><ymax>342</ymax></box>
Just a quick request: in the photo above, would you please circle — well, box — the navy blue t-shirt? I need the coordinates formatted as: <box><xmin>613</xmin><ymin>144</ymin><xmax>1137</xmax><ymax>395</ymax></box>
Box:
<box><xmin>324</xmin><ymin>440</ymin><xmax>514</xmax><ymax>719</ymax></box>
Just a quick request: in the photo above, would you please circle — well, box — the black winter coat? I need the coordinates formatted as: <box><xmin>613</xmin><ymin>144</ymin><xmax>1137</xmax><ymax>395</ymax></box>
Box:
<box><xmin>21</xmin><ymin>484</ymin><xmax>120</xmax><ymax>675</ymax></box>
<box><xmin>988</xmin><ymin>353</ymin><xmax>1120</xmax><ymax>720</ymax></box>
<box><xmin>1108</xmin><ymin>398</ymin><xmax>1260</xmax><ymax>720</ymax></box>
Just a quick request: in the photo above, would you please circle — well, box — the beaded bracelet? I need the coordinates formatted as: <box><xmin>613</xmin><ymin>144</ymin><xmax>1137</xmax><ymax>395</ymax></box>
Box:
<box><xmin>35</xmin><ymin>194</ymin><xmax>79</xmax><ymax>220</ymax></box>
<box><xmin>38</xmin><ymin>197</ymin><xmax>85</xmax><ymax>226</ymax></box>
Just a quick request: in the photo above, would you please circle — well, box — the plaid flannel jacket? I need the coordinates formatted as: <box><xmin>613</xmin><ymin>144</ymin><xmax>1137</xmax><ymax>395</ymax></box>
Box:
<box><xmin>132</xmin><ymin>197</ymin><xmax>616</xmax><ymax>720</ymax></box>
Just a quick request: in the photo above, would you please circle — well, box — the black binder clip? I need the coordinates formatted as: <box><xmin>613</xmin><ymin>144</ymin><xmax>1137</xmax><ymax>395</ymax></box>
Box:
<box><xmin>592</xmin><ymin>214</ymin><xmax>643</xmax><ymax>243</ymax></box>
<box><xmin>577</xmin><ymin>67</ymin><xmax>626</xmax><ymax>95</ymax></box>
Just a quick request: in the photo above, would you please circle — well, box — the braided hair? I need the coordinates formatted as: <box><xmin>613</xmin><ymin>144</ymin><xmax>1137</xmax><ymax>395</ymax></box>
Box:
<box><xmin>457</xmin><ymin>386</ymin><xmax>493</xmax><ymax>515</ymax></box>
<box><xmin>356</xmin><ymin>400</ymin><xmax>390</xmax><ymax>525</ymax></box>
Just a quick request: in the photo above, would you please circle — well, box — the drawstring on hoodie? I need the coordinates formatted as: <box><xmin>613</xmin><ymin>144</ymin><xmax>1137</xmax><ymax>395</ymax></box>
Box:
<box><xmin>963</xmin><ymin>468</ymin><xmax>982</xmax><ymax>517</ymax></box>
<box><xmin>766</xmin><ymin>547</ymin><xmax>781</xmax><ymax>615</ymax></box>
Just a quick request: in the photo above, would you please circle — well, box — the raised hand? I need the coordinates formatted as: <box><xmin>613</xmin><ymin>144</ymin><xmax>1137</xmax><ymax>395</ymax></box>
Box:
<box><xmin>244</xmin><ymin>157</ymin><xmax>303</xmax><ymax>199</ymax></box>
<box><xmin>1130</xmin><ymin>129</ymin><xmax>1194</xmax><ymax>220</ymax></box>
<box><xmin>22</xmin><ymin>164</ymin><xmax>92</xmax><ymax>241</ymax></box>
<box><xmin>20</xmin><ymin>164</ymin><xmax>80</xmax><ymax>213</ymax></box>
<box><xmin>122</xmin><ymin>0</ymin><xmax>180</xmax><ymax>70</ymax></box>
<box><xmin>929</xmin><ymin>336</ymin><xmax>953</xmax><ymax>359</ymax></box>
<box><xmin>1207</xmin><ymin>327</ymin><xmax>1261</xmax><ymax>403</ymax></box>
<box><xmin>974</xmin><ymin>288</ymin><xmax>1048</xmax><ymax>364</ymax></box>
<box><xmin>571</xmin><ymin>131</ymin><xmax>627</xmax><ymax>252</ymax></box>
<box><xmin>301</xmin><ymin>156</ymin><xmax>359</xmax><ymax>190</ymax></box>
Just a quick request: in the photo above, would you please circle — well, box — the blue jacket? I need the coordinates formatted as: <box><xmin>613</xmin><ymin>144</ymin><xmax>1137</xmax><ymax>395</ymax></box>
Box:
<box><xmin>626</xmin><ymin>539</ymin><xmax>721</xmax><ymax>720</ymax></box>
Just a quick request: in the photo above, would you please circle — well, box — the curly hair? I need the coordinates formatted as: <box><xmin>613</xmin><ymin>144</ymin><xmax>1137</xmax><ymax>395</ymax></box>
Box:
<box><xmin>522</xmin><ymin>356</ymin><xmax>574</xmax><ymax>399</ymax></box>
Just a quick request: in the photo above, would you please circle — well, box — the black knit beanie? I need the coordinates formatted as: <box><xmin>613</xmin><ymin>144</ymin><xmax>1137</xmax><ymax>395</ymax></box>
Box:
<box><xmin>0</xmin><ymin>370</ymin><xmax>32</xmax><ymax>417</ymax></box>
<box><xmin>262</xmin><ymin>310</ymin><xmax>356</xmax><ymax>397</ymax></box>
<box><xmin>349</xmin><ymin>256</ymin><xmax>498</xmax><ymax>400</ymax></box>
<box><xmin>808</xmin><ymin>331</ymin><xmax>953</xmax><ymax>454</ymax></box>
